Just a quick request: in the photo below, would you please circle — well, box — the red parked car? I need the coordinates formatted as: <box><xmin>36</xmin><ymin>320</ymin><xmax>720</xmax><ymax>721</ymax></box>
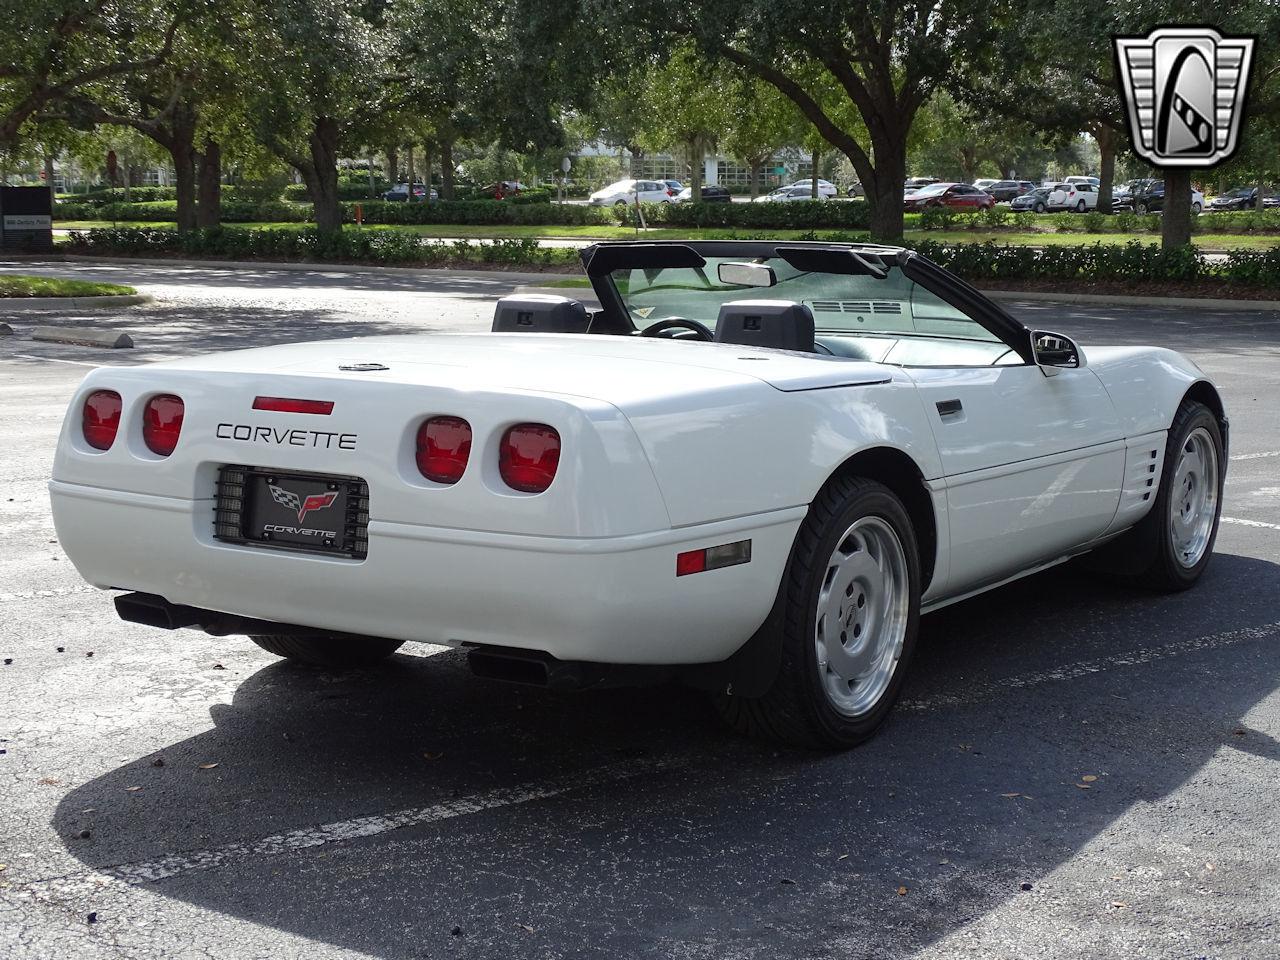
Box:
<box><xmin>903</xmin><ymin>182</ymin><xmax>994</xmax><ymax>212</ymax></box>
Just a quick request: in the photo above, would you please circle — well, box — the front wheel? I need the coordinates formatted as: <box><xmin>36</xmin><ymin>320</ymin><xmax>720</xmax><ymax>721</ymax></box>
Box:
<box><xmin>714</xmin><ymin>476</ymin><xmax>921</xmax><ymax>749</ymax></box>
<box><xmin>250</xmin><ymin>633</ymin><xmax>404</xmax><ymax>667</ymax></box>
<box><xmin>1091</xmin><ymin>399</ymin><xmax>1224</xmax><ymax>591</ymax></box>
<box><xmin>1135</xmin><ymin>202</ymin><xmax>1148</xmax><ymax>214</ymax></box>
<box><xmin>1192</xmin><ymin>202</ymin><xmax>1202</xmax><ymax>215</ymax></box>
<box><xmin>1034</xmin><ymin>201</ymin><xmax>1046</xmax><ymax>213</ymax></box>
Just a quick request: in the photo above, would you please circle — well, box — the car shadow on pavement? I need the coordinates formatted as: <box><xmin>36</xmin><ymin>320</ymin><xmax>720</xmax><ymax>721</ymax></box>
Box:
<box><xmin>51</xmin><ymin>552</ymin><xmax>1280</xmax><ymax>959</ymax></box>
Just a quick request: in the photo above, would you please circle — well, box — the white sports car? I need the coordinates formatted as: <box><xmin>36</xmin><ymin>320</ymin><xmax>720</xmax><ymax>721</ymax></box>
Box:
<box><xmin>50</xmin><ymin>241</ymin><xmax>1227</xmax><ymax>748</ymax></box>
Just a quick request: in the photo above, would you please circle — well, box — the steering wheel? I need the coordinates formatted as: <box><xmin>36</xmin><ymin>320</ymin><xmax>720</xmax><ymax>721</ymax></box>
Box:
<box><xmin>639</xmin><ymin>317</ymin><xmax>714</xmax><ymax>341</ymax></box>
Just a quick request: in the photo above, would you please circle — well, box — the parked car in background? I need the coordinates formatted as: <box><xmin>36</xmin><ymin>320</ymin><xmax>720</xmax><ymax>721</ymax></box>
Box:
<box><xmin>903</xmin><ymin>182</ymin><xmax>995</xmax><ymax>211</ymax></box>
<box><xmin>1264</xmin><ymin>195</ymin><xmax>1280</xmax><ymax>209</ymax></box>
<box><xmin>845</xmin><ymin>181</ymin><xmax>864</xmax><ymax>198</ymax></box>
<box><xmin>754</xmin><ymin>185</ymin><xmax>826</xmax><ymax>203</ymax></box>
<box><xmin>1208</xmin><ymin>188</ymin><xmax>1259</xmax><ymax>211</ymax></box>
<box><xmin>381</xmin><ymin>183</ymin><xmax>437</xmax><ymax>202</ymax></box>
<box><xmin>674</xmin><ymin>184</ymin><xmax>732</xmax><ymax>203</ymax></box>
<box><xmin>663</xmin><ymin>180</ymin><xmax>684</xmax><ymax>197</ymax></box>
<box><xmin>483</xmin><ymin>181</ymin><xmax>526</xmax><ymax>199</ymax></box>
<box><xmin>1047</xmin><ymin>181</ymin><xmax>1098</xmax><ymax>212</ymax></box>
<box><xmin>903</xmin><ymin>177</ymin><xmax>940</xmax><ymax>194</ymax></box>
<box><xmin>1010</xmin><ymin>187</ymin><xmax>1052</xmax><ymax>213</ymax></box>
<box><xmin>1113</xmin><ymin>180</ymin><xmax>1205</xmax><ymax>214</ymax></box>
<box><xmin>1064</xmin><ymin>176</ymin><xmax>1100</xmax><ymax>188</ymax></box>
<box><xmin>786</xmin><ymin>179</ymin><xmax>838</xmax><ymax>199</ymax></box>
<box><xmin>589</xmin><ymin>179</ymin><xmax>674</xmax><ymax>206</ymax></box>
<box><xmin>984</xmin><ymin>180</ymin><xmax>1037</xmax><ymax>202</ymax></box>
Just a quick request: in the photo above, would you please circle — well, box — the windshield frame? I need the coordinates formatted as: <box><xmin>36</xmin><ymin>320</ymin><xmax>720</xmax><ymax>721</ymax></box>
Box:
<box><xmin>581</xmin><ymin>240</ymin><xmax>1035</xmax><ymax>362</ymax></box>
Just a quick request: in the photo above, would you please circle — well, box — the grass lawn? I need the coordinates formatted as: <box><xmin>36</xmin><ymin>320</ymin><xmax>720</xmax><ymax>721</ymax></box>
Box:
<box><xmin>0</xmin><ymin>274</ymin><xmax>136</xmax><ymax>298</ymax></box>
<box><xmin>54</xmin><ymin>220</ymin><xmax>1280</xmax><ymax>251</ymax></box>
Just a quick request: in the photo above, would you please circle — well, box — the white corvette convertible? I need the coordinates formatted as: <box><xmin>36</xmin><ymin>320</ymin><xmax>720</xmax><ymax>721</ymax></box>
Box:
<box><xmin>50</xmin><ymin>241</ymin><xmax>1227</xmax><ymax>748</ymax></box>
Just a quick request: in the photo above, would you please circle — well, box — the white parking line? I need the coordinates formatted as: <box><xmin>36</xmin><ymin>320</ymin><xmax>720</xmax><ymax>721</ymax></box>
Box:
<box><xmin>1232</xmin><ymin>450</ymin><xmax>1280</xmax><ymax>461</ymax></box>
<box><xmin>1222</xmin><ymin>516</ymin><xmax>1280</xmax><ymax>531</ymax></box>
<box><xmin>17</xmin><ymin>619</ymin><xmax>1280</xmax><ymax>898</ymax></box>
<box><xmin>22</xmin><ymin>757</ymin><xmax>676</xmax><ymax>898</ymax></box>
<box><xmin>901</xmin><ymin>620</ymin><xmax>1280</xmax><ymax>713</ymax></box>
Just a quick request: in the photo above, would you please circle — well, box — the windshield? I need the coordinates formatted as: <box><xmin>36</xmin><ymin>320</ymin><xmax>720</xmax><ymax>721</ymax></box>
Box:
<box><xmin>609</xmin><ymin>256</ymin><xmax>1001</xmax><ymax>344</ymax></box>
<box><xmin>913</xmin><ymin>184</ymin><xmax>950</xmax><ymax>197</ymax></box>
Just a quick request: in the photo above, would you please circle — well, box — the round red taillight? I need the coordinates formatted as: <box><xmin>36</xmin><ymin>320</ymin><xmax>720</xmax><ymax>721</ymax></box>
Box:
<box><xmin>81</xmin><ymin>390</ymin><xmax>122</xmax><ymax>450</ymax></box>
<box><xmin>415</xmin><ymin>416</ymin><xmax>472</xmax><ymax>484</ymax></box>
<box><xmin>500</xmin><ymin>423</ymin><xmax>560</xmax><ymax>493</ymax></box>
<box><xmin>142</xmin><ymin>394</ymin><xmax>184</xmax><ymax>456</ymax></box>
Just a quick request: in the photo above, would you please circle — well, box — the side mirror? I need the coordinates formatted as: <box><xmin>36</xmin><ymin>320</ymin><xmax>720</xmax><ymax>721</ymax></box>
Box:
<box><xmin>1031</xmin><ymin>330</ymin><xmax>1085</xmax><ymax>375</ymax></box>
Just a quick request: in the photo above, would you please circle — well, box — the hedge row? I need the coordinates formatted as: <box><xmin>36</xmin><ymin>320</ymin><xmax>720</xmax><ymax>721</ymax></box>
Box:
<box><xmin>64</xmin><ymin>226</ymin><xmax>578</xmax><ymax>267</ymax></box>
<box><xmin>911</xmin><ymin>239</ymin><xmax>1280</xmax><ymax>286</ymax></box>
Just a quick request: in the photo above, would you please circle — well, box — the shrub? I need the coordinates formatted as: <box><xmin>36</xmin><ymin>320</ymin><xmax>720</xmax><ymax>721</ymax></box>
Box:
<box><xmin>63</xmin><ymin>226</ymin><xmax>579</xmax><ymax>268</ymax></box>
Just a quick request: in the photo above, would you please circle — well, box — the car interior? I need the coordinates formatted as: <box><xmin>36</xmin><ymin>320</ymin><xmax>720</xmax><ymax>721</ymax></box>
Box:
<box><xmin>490</xmin><ymin>242</ymin><xmax>1031</xmax><ymax>368</ymax></box>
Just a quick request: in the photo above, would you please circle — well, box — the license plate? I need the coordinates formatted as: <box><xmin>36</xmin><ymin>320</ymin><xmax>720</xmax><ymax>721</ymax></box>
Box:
<box><xmin>214</xmin><ymin>466</ymin><xmax>369</xmax><ymax>559</ymax></box>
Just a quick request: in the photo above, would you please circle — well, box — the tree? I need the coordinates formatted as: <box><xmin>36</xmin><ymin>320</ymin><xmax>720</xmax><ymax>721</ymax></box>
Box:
<box><xmin>0</xmin><ymin>0</ymin><xmax>184</xmax><ymax>146</ymax></box>
<box><xmin>675</xmin><ymin>1</ymin><xmax>1016</xmax><ymax>240</ymax></box>
<box><xmin>634</xmin><ymin>43</ymin><xmax>730</xmax><ymax>198</ymax></box>
<box><xmin>723</xmin><ymin>77</ymin><xmax>808</xmax><ymax>197</ymax></box>
<box><xmin>240</xmin><ymin>0</ymin><xmax>391</xmax><ymax>231</ymax></box>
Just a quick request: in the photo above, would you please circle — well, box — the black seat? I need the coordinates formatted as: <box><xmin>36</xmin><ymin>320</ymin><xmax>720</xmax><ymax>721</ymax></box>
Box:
<box><xmin>492</xmin><ymin>295</ymin><xmax>589</xmax><ymax>334</ymax></box>
<box><xmin>714</xmin><ymin>300</ymin><xmax>816</xmax><ymax>353</ymax></box>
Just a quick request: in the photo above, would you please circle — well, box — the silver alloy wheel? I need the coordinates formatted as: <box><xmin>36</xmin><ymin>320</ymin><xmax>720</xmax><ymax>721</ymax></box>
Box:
<box><xmin>813</xmin><ymin>516</ymin><xmax>909</xmax><ymax>717</ymax></box>
<box><xmin>1169</xmin><ymin>426</ymin><xmax>1219</xmax><ymax>568</ymax></box>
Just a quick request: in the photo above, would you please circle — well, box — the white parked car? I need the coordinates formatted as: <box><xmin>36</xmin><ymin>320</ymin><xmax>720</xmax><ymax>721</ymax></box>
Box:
<box><xmin>588</xmin><ymin>179</ymin><xmax>673</xmax><ymax>206</ymax></box>
<box><xmin>51</xmin><ymin>240</ymin><xmax>1227</xmax><ymax>750</ymax></box>
<box><xmin>1064</xmin><ymin>176</ymin><xmax>1100</xmax><ymax>187</ymax></box>
<box><xmin>785</xmin><ymin>179</ymin><xmax>838</xmax><ymax>199</ymax></box>
<box><xmin>753</xmin><ymin>185</ymin><xmax>826</xmax><ymax>203</ymax></box>
<box><xmin>1048</xmin><ymin>181</ymin><xmax>1099</xmax><ymax>212</ymax></box>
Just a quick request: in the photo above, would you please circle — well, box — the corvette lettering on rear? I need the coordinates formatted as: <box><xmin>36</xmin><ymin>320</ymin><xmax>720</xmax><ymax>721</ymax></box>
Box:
<box><xmin>216</xmin><ymin>423</ymin><xmax>357</xmax><ymax>450</ymax></box>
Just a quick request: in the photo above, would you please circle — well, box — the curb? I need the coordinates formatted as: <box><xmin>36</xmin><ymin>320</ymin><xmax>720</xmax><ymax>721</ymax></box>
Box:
<box><xmin>978</xmin><ymin>289</ymin><xmax>1280</xmax><ymax>312</ymax></box>
<box><xmin>0</xmin><ymin>293</ymin><xmax>151</xmax><ymax>312</ymax></box>
<box><xmin>32</xmin><ymin>326</ymin><xmax>134</xmax><ymax>349</ymax></box>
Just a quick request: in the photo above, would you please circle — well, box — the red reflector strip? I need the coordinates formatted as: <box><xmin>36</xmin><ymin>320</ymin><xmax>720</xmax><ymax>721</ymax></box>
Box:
<box><xmin>252</xmin><ymin>396</ymin><xmax>334</xmax><ymax>415</ymax></box>
<box><xmin>676</xmin><ymin>540</ymin><xmax>752</xmax><ymax>577</ymax></box>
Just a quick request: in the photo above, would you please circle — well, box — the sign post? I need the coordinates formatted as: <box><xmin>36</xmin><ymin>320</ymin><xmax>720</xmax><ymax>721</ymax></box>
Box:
<box><xmin>559</xmin><ymin>156</ymin><xmax>571</xmax><ymax>204</ymax></box>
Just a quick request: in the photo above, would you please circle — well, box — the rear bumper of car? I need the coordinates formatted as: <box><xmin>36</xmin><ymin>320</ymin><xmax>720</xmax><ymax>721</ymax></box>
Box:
<box><xmin>50</xmin><ymin>479</ymin><xmax>803</xmax><ymax>665</ymax></box>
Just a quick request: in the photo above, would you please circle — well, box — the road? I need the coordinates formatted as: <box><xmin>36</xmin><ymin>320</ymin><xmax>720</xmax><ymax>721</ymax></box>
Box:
<box><xmin>2</xmin><ymin>258</ymin><xmax>1279</xmax><ymax>960</ymax></box>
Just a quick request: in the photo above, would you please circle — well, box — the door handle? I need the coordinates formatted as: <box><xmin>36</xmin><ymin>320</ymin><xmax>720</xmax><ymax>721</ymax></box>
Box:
<box><xmin>936</xmin><ymin>398</ymin><xmax>963</xmax><ymax>418</ymax></box>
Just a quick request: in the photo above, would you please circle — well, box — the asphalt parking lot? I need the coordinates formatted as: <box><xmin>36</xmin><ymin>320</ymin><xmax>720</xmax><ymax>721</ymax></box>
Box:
<box><xmin>1</xmin><ymin>258</ymin><xmax>1278</xmax><ymax>960</ymax></box>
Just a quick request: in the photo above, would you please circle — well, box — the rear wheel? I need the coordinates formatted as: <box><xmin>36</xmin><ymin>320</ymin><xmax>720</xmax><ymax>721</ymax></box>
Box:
<box><xmin>714</xmin><ymin>476</ymin><xmax>921</xmax><ymax>749</ymax></box>
<box><xmin>250</xmin><ymin>633</ymin><xmax>404</xmax><ymax>668</ymax></box>
<box><xmin>1076</xmin><ymin>200</ymin><xmax>1087</xmax><ymax>212</ymax></box>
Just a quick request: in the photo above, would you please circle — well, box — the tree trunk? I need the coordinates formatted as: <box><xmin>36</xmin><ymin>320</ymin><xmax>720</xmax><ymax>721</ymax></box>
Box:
<box><xmin>1096</xmin><ymin>124</ymin><xmax>1116</xmax><ymax>214</ymax></box>
<box><xmin>856</xmin><ymin>131</ymin><xmax>907</xmax><ymax>243</ymax></box>
<box><xmin>405</xmin><ymin>142</ymin><xmax>415</xmax><ymax>203</ymax></box>
<box><xmin>196</xmin><ymin>137</ymin><xmax>221</xmax><ymax>228</ymax></box>
<box><xmin>160</xmin><ymin>99</ymin><xmax>198</xmax><ymax>233</ymax></box>
<box><xmin>421</xmin><ymin>141</ymin><xmax>435</xmax><ymax>195</ymax></box>
<box><xmin>811</xmin><ymin>146</ymin><xmax>820</xmax><ymax>198</ymax></box>
<box><xmin>1161</xmin><ymin>169</ymin><xmax>1193</xmax><ymax>249</ymax></box>
<box><xmin>306</xmin><ymin>116</ymin><xmax>343</xmax><ymax>233</ymax></box>
<box><xmin>366</xmin><ymin>151</ymin><xmax>376</xmax><ymax>198</ymax></box>
<box><xmin>440</xmin><ymin>139</ymin><xmax>455</xmax><ymax>199</ymax></box>
<box><xmin>43</xmin><ymin>152</ymin><xmax>55</xmax><ymax>203</ymax></box>
<box><xmin>749</xmin><ymin>160</ymin><xmax>762</xmax><ymax>198</ymax></box>
<box><xmin>385</xmin><ymin>146</ymin><xmax>398</xmax><ymax>186</ymax></box>
<box><xmin>688</xmin><ymin>138</ymin><xmax>703</xmax><ymax>200</ymax></box>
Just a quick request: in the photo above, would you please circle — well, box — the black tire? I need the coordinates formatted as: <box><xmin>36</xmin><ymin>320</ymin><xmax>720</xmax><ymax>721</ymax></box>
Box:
<box><xmin>1135</xmin><ymin>202</ymin><xmax>1148</xmax><ymax>214</ymax></box>
<box><xmin>1092</xmin><ymin>399</ymin><xmax>1224</xmax><ymax>591</ymax></box>
<box><xmin>249</xmin><ymin>633</ymin><xmax>404</xmax><ymax>667</ymax></box>
<box><xmin>1034</xmin><ymin>201</ymin><xmax>1046</xmax><ymax>213</ymax></box>
<box><xmin>714</xmin><ymin>476</ymin><xmax>921</xmax><ymax>749</ymax></box>
<box><xmin>1076</xmin><ymin>200</ymin><xmax>1086</xmax><ymax>212</ymax></box>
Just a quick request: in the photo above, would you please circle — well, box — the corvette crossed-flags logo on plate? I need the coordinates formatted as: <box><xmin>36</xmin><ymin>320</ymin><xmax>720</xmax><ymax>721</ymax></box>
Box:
<box><xmin>268</xmin><ymin>484</ymin><xmax>339</xmax><ymax>524</ymax></box>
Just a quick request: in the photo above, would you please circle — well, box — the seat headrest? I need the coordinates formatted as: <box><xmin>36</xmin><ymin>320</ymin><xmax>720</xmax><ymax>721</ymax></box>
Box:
<box><xmin>492</xmin><ymin>295</ymin><xmax>589</xmax><ymax>334</ymax></box>
<box><xmin>714</xmin><ymin>300</ymin><xmax>815</xmax><ymax>353</ymax></box>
